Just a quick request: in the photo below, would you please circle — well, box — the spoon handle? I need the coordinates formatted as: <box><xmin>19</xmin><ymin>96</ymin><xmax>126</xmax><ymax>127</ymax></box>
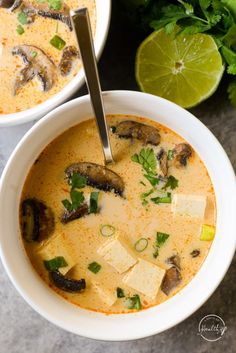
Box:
<box><xmin>70</xmin><ymin>8</ymin><xmax>114</xmax><ymax>164</ymax></box>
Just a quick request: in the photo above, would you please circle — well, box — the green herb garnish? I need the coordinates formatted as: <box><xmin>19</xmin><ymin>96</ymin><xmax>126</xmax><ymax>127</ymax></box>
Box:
<box><xmin>162</xmin><ymin>175</ymin><xmax>179</xmax><ymax>190</ymax></box>
<box><xmin>131</xmin><ymin>148</ymin><xmax>157</xmax><ymax>175</ymax></box>
<box><xmin>62</xmin><ymin>190</ymin><xmax>84</xmax><ymax>211</ymax></box>
<box><xmin>153</xmin><ymin>231</ymin><xmax>170</xmax><ymax>258</ymax></box>
<box><xmin>126</xmin><ymin>294</ymin><xmax>142</xmax><ymax>310</ymax></box>
<box><xmin>69</xmin><ymin>172</ymin><xmax>87</xmax><ymax>189</ymax></box>
<box><xmin>151</xmin><ymin>192</ymin><xmax>172</xmax><ymax>204</ymax></box>
<box><xmin>48</xmin><ymin>0</ymin><xmax>62</xmax><ymax>10</ymax></box>
<box><xmin>89</xmin><ymin>191</ymin><xmax>99</xmax><ymax>214</ymax></box>
<box><xmin>134</xmin><ymin>237</ymin><xmax>148</xmax><ymax>252</ymax></box>
<box><xmin>100</xmin><ymin>224</ymin><xmax>116</xmax><ymax>237</ymax></box>
<box><xmin>17</xmin><ymin>11</ymin><xmax>28</xmax><ymax>25</ymax></box>
<box><xmin>31</xmin><ymin>51</ymin><xmax>38</xmax><ymax>58</ymax></box>
<box><xmin>116</xmin><ymin>287</ymin><xmax>125</xmax><ymax>298</ymax></box>
<box><xmin>50</xmin><ymin>35</ymin><xmax>66</xmax><ymax>50</ymax></box>
<box><xmin>44</xmin><ymin>256</ymin><xmax>68</xmax><ymax>271</ymax></box>
<box><xmin>167</xmin><ymin>149</ymin><xmax>174</xmax><ymax>160</ymax></box>
<box><xmin>16</xmin><ymin>25</ymin><xmax>24</xmax><ymax>35</ymax></box>
<box><xmin>88</xmin><ymin>261</ymin><xmax>101</xmax><ymax>274</ymax></box>
<box><xmin>144</xmin><ymin>173</ymin><xmax>159</xmax><ymax>186</ymax></box>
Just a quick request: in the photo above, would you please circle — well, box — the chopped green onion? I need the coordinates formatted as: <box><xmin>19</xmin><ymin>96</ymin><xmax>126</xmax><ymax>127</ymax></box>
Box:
<box><xmin>126</xmin><ymin>294</ymin><xmax>142</xmax><ymax>310</ymax></box>
<box><xmin>17</xmin><ymin>11</ymin><xmax>28</xmax><ymax>25</ymax></box>
<box><xmin>116</xmin><ymin>287</ymin><xmax>125</xmax><ymax>298</ymax></box>
<box><xmin>50</xmin><ymin>35</ymin><xmax>66</xmax><ymax>50</ymax></box>
<box><xmin>200</xmin><ymin>224</ymin><xmax>215</xmax><ymax>241</ymax></box>
<box><xmin>134</xmin><ymin>238</ymin><xmax>148</xmax><ymax>252</ymax></box>
<box><xmin>69</xmin><ymin>172</ymin><xmax>87</xmax><ymax>189</ymax></box>
<box><xmin>16</xmin><ymin>25</ymin><xmax>24</xmax><ymax>35</ymax></box>
<box><xmin>151</xmin><ymin>192</ymin><xmax>172</xmax><ymax>204</ymax></box>
<box><xmin>44</xmin><ymin>256</ymin><xmax>68</xmax><ymax>271</ymax></box>
<box><xmin>31</xmin><ymin>51</ymin><xmax>38</xmax><ymax>58</ymax></box>
<box><xmin>88</xmin><ymin>261</ymin><xmax>101</xmax><ymax>274</ymax></box>
<box><xmin>100</xmin><ymin>224</ymin><xmax>116</xmax><ymax>237</ymax></box>
<box><xmin>89</xmin><ymin>192</ymin><xmax>99</xmax><ymax>214</ymax></box>
<box><xmin>167</xmin><ymin>150</ymin><xmax>174</xmax><ymax>160</ymax></box>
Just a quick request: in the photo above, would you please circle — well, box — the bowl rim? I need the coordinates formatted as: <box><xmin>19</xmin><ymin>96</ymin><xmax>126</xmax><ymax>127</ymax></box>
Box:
<box><xmin>0</xmin><ymin>0</ymin><xmax>111</xmax><ymax>127</ymax></box>
<box><xmin>0</xmin><ymin>90</ymin><xmax>236</xmax><ymax>341</ymax></box>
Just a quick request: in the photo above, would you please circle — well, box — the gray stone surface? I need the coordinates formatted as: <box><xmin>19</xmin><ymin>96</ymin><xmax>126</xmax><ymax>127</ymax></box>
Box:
<box><xmin>0</xmin><ymin>2</ymin><xmax>235</xmax><ymax>352</ymax></box>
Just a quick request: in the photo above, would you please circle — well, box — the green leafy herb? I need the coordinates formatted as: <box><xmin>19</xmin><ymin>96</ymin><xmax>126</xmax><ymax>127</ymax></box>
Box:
<box><xmin>167</xmin><ymin>149</ymin><xmax>174</xmax><ymax>160</ymax></box>
<box><xmin>89</xmin><ymin>192</ymin><xmax>99</xmax><ymax>214</ymax></box>
<box><xmin>31</xmin><ymin>51</ymin><xmax>38</xmax><ymax>58</ymax></box>
<box><xmin>126</xmin><ymin>294</ymin><xmax>142</xmax><ymax>310</ymax></box>
<box><xmin>134</xmin><ymin>237</ymin><xmax>149</xmax><ymax>252</ymax></box>
<box><xmin>116</xmin><ymin>287</ymin><xmax>125</xmax><ymax>298</ymax></box>
<box><xmin>140</xmin><ymin>188</ymin><xmax>154</xmax><ymax>206</ymax></box>
<box><xmin>16</xmin><ymin>25</ymin><xmax>25</xmax><ymax>35</ymax></box>
<box><xmin>69</xmin><ymin>172</ymin><xmax>87</xmax><ymax>189</ymax></box>
<box><xmin>153</xmin><ymin>231</ymin><xmax>170</xmax><ymax>258</ymax></box>
<box><xmin>100</xmin><ymin>224</ymin><xmax>116</xmax><ymax>237</ymax></box>
<box><xmin>88</xmin><ymin>261</ymin><xmax>101</xmax><ymax>274</ymax></box>
<box><xmin>62</xmin><ymin>190</ymin><xmax>84</xmax><ymax>211</ymax></box>
<box><xmin>131</xmin><ymin>148</ymin><xmax>157</xmax><ymax>175</ymax></box>
<box><xmin>48</xmin><ymin>0</ymin><xmax>62</xmax><ymax>10</ymax></box>
<box><xmin>151</xmin><ymin>192</ymin><xmax>172</xmax><ymax>204</ymax></box>
<box><xmin>162</xmin><ymin>175</ymin><xmax>179</xmax><ymax>190</ymax></box>
<box><xmin>17</xmin><ymin>11</ymin><xmax>28</xmax><ymax>25</ymax></box>
<box><xmin>44</xmin><ymin>256</ymin><xmax>68</xmax><ymax>271</ymax></box>
<box><xmin>228</xmin><ymin>80</ymin><xmax>236</xmax><ymax>105</ymax></box>
<box><xmin>144</xmin><ymin>173</ymin><xmax>159</xmax><ymax>186</ymax></box>
<box><xmin>50</xmin><ymin>35</ymin><xmax>66</xmax><ymax>50</ymax></box>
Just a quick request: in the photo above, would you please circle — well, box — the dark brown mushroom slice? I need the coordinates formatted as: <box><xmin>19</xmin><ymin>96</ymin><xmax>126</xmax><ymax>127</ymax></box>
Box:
<box><xmin>0</xmin><ymin>0</ymin><xmax>16</xmax><ymax>8</ymax></box>
<box><xmin>190</xmin><ymin>249</ymin><xmax>200</xmax><ymax>258</ymax></box>
<box><xmin>59</xmin><ymin>46</ymin><xmax>80</xmax><ymax>76</ymax></box>
<box><xmin>157</xmin><ymin>148</ymin><xmax>168</xmax><ymax>177</ymax></box>
<box><xmin>61</xmin><ymin>203</ymin><xmax>89</xmax><ymax>224</ymax></box>
<box><xmin>23</xmin><ymin>2</ymin><xmax>72</xmax><ymax>30</ymax></box>
<box><xmin>12</xmin><ymin>45</ymin><xmax>56</xmax><ymax>93</ymax></box>
<box><xmin>65</xmin><ymin>162</ymin><xmax>125</xmax><ymax>196</ymax></box>
<box><xmin>21</xmin><ymin>198</ymin><xmax>55</xmax><ymax>242</ymax></box>
<box><xmin>50</xmin><ymin>270</ymin><xmax>86</xmax><ymax>292</ymax></box>
<box><xmin>115</xmin><ymin>120</ymin><xmax>160</xmax><ymax>145</ymax></box>
<box><xmin>173</xmin><ymin>143</ymin><xmax>192</xmax><ymax>167</ymax></box>
<box><xmin>166</xmin><ymin>254</ymin><xmax>181</xmax><ymax>270</ymax></box>
<box><xmin>161</xmin><ymin>266</ymin><xmax>182</xmax><ymax>295</ymax></box>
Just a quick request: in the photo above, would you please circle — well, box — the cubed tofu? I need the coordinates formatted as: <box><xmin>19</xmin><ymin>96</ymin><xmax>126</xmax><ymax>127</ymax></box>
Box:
<box><xmin>123</xmin><ymin>258</ymin><xmax>166</xmax><ymax>299</ymax></box>
<box><xmin>92</xmin><ymin>281</ymin><xmax>117</xmax><ymax>307</ymax></box>
<box><xmin>97</xmin><ymin>238</ymin><xmax>137</xmax><ymax>274</ymax></box>
<box><xmin>37</xmin><ymin>234</ymin><xmax>77</xmax><ymax>275</ymax></box>
<box><xmin>171</xmin><ymin>194</ymin><xmax>207</xmax><ymax>219</ymax></box>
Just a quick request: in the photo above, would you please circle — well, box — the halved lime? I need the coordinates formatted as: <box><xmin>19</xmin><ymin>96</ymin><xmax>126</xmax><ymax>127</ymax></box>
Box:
<box><xmin>135</xmin><ymin>28</ymin><xmax>224</xmax><ymax>108</ymax></box>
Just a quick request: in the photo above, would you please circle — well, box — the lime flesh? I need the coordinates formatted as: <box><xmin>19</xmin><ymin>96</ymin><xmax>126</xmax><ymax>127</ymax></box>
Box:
<box><xmin>135</xmin><ymin>28</ymin><xmax>224</xmax><ymax>108</ymax></box>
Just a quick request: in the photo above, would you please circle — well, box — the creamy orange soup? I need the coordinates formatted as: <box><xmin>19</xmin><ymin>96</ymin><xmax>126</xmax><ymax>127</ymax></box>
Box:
<box><xmin>20</xmin><ymin>115</ymin><xmax>216</xmax><ymax>314</ymax></box>
<box><xmin>0</xmin><ymin>0</ymin><xmax>96</xmax><ymax>114</ymax></box>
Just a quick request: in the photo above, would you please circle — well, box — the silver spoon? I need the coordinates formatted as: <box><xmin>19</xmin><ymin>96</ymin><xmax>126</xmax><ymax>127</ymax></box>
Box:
<box><xmin>70</xmin><ymin>8</ymin><xmax>114</xmax><ymax>165</ymax></box>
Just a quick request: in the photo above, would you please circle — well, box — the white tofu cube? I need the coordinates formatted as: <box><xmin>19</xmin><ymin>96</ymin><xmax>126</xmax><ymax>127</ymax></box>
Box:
<box><xmin>92</xmin><ymin>281</ymin><xmax>117</xmax><ymax>307</ymax></box>
<box><xmin>37</xmin><ymin>234</ymin><xmax>77</xmax><ymax>275</ymax></box>
<box><xmin>97</xmin><ymin>238</ymin><xmax>137</xmax><ymax>274</ymax></box>
<box><xmin>123</xmin><ymin>258</ymin><xmax>166</xmax><ymax>299</ymax></box>
<box><xmin>171</xmin><ymin>194</ymin><xmax>206</xmax><ymax>219</ymax></box>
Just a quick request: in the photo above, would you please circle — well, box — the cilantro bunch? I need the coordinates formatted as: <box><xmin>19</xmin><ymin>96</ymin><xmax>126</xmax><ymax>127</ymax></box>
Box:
<box><xmin>120</xmin><ymin>0</ymin><xmax>236</xmax><ymax>105</ymax></box>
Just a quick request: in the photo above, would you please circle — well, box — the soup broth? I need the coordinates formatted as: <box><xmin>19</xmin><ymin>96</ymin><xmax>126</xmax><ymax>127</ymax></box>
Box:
<box><xmin>20</xmin><ymin>115</ymin><xmax>216</xmax><ymax>314</ymax></box>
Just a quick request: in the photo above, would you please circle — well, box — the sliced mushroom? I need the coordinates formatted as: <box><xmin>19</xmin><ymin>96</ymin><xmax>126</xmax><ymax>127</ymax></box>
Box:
<box><xmin>161</xmin><ymin>267</ymin><xmax>181</xmax><ymax>295</ymax></box>
<box><xmin>12</xmin><ymin>45</ymin><xmax>56</xmax><ymax>93</ymax></box>
<box><xmin>166</xmin><ymin>254</ymin><xmax>181</xmax><ymax>270</ymax></box>
<box><xmin>59</xmin><ymin>46</ymin><xmax>80</xmax><ymax>76</ymax></box>
<box><xmin>190</xmin><ymin>249</ymin><xmax>200</xmax><ymax>258</ymax></box>
<box><xmin>50</xmin><ymin>270</ymin><xmax>86</xmax><ymax>292</ymax></box>
<box><xmin>173</xmin><ymin>143</ymin><xmax>192</xmax><ymax>167</ymax></box>
<box><xmin>23</xmin><ymin>2</ymin><xmax>72</xmax><ymax>30</ymax></box>
<box><xmin>21</xmin><ymin>198</ymin><xmax>55</xmax><ymax>242</ymax></box>
<box><xmin>10</xmin><ymin>0</ymin><xmax>21</xmax><ymax>10</ymax></box>
<box><xmin>61</xmin><ymin>203</ymin><xmax>89</xmax><ymax>224</ymax></box>
<box><xmin>157</xmin><ymin>148</ymin><xmax>168</xmax><ymax>177</ymax></box>
<box><xmin>65</xmin><ymin>162</ymin><xmax>125</xmax><ymax>196</ymax></box>
<box><xmin>0</xmin><ymin>0</ymin><xmax>16</xmax><ymax>8</ymax></box>
<box><xmin>115</xmin><ymin>120</ymin><xmax>160</xmax><ymax>145</ymax></box>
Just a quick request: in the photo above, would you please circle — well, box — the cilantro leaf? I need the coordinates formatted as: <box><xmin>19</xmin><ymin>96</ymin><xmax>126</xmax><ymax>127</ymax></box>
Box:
<box><xmin>153</xmin><ymin>231</ymin><xmax>170</xmax><ymax>258</ymax></box>
<box><xmin>144</xmin><ymin>173</ymin><xmax>159</xmax><ymax>186</ymax></box>
<box><xmin>17</xmin><ymin>11</ymin><xmax>28</xmax><ymax>25</ymax></box>
<box><xmin>62</xmin><ymin>190</ymin><xmax>84</xmax><ymax>211</ymax></box>
<box><xmin>162</xmin><ymin>175</ymin><xmax>179</xmax><ymax>190</ymax></box>
<box><xmin>228</xmin><ymin>80</ymin><xmax>236</xmax><ymax>105</ymax></box>
<box><xmin>126</xmin><ymin>294</ymin><xmax>142</xmax><ymax>310</ymax></box>
<box><xmin>131</xmin><ymin>148</ymin><xmax>157</xmax><ymax>175</ymax></box>
<box><xmin>151</xmin><ymin>192</ymin><xmax>172</xmax><ymax>204</ymax></box>
<box><xmin>69</xmin><ymin>172</ymin><xmax>87</xmax><ymax>189</ymax></box>
<box><xmin>89</xmin><ymin>192</ymin><xmax>99</xmax><ymax>214</ymax></box>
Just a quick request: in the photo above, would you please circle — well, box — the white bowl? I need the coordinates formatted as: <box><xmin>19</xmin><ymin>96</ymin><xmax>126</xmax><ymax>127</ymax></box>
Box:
<box><xmin>0</xmin><ymin>91</ymin><xmax>236</xmax><ymax>341</ymax></box>
<box><xmin>0</xmin><ymin>0</ymin><xmax>111</xmax><ymax>127</ymax></box>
